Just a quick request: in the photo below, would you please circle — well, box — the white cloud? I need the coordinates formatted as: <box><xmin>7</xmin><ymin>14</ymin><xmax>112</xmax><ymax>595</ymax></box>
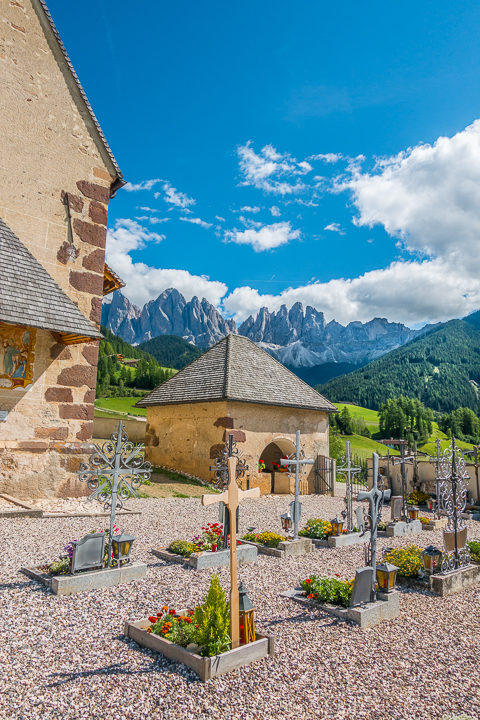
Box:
<box><xmin>179</xmin><ymin>217</ymin><xmax>212</xmax><ymax>229</ymax></box>
<box><xmin>215</xmin><ymin>215</ymin><xmax>226</xmax><ymax>222</ymax></box>
<box><xmin>307</xmin><ymin>153</ymin><xmax>343</xmax><ymax>163</ymax></box>
<box><xmin>139</xmin><ymin>207</ymin><xmax>159</xmax><ymax>212</ymax></box>
<box><xmin>123</xmin><ymin>179</ymin><xmax>162</xmax><ymax>192</ymax></box>
<box><xmin>224</xmin><ymin>121</ymin><xmax>480</xmax><ymax>325</ymax></box>
<box><xmin>224</xmin><ymin>221</ymin><xmax>301</xmax><ymax>252</ymax></box>
<box><xmin>240</xmin><ymin>206</ymin><xmax>261</xmax><ymax>213</ymax></box>
<box><xmin>105</xmin><ymin>219</ymin><xmax>227</xmax><ymax>308</ymax></box>
<box><xmin>269</xmin><ymin>206</ymin><xmax>281</xmax><ymax>217</ymax></box>
<box><xmin>135</xmin><ymin>216</ymin><xmax>170</xmax><ymax>224</ymax></box>
<box><xmin>324</xmin><ymin>222</ymin><xmax>345</xmax><ymax>235</ymax></box>
<box><xmin>237</xmin><ymin>142</ymin><xmax>311</xmax><ymax>195</ymax></box>
<box><xmin>154</xmin><ymin>181</ymin><xmax>196</xmax><ymax>209</ymax></box>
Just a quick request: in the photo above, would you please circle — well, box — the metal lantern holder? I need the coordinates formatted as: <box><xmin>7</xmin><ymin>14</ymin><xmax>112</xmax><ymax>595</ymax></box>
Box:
<box><xmin>376</xmin><ymin>562</ymin><xmax>398</xmax><ymax>593</ymax></box>
<box><xmin>77</xmin><ymin>421</ymin><xmax>151</xmax><ymax>569</ymax></box>
<box><xmin>280</xmin><ymin>512</ymin><xmax>293</xmax><ymax>533</ymax></box>
<box><xmin>438</xmin><ymin>438</ymin><xmax>471</xmax><ymax>573</ymax></box>
<box><xmin>238</xmin><ymin>582</ymin><xmax>256</xmax><ymax>645</ymax></box>
<box><xmin>331</xmin><ymin>517</ymin><xmax>345</xmax><ymax>537</ymax></box>
<box><xmin>421</xmin><ymin>545</ymin><xmax>443</xmax><ymax>576</ymax></box>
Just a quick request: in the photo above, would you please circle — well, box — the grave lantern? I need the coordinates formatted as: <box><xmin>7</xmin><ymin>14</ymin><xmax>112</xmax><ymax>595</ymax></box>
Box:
<box><xmin>408</xmin><ymin>506</ymin><xmax>420</xmax><ymax>521</ymax></box>
<box><xmin>421</xmin><ymin>545</ymin><xmax>443</xmax><ymax>575</ymax></box>
<box><xmin>376</xmin><ymin>562</ymin><xmax>398</xmax><ymax>592</ymax></box>
<box><xmin>238</xmin><ymin>582</ymin><xmax>255</xmax><ymax>645</ymax></box>
<box><xmin>280</xmin><ymin>512</ymin><xmax>292</xmax><ymax>532</ymax></box>
<box><xmin>331</xmin><ymin>517</ymin><xmax>344</xmax><ymax>536</ymax></box>
<box><xmin>111</xmin><ymin>532</ymin><xmax>135</xmax><ymax>565</ymax></box>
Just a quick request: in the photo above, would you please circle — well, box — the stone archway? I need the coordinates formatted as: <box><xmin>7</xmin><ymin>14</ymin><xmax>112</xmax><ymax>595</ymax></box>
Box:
<box><xmin>259</xmin><ymin>437</ymin><xmax>296</xmax><ymax>493</ymax></box>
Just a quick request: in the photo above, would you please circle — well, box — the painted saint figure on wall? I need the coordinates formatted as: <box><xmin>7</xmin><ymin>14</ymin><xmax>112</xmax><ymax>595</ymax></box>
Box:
<box><xmin>0</xmin><ymin>325</ymin><xmax>35</xmax><ymax>389</ymax></box>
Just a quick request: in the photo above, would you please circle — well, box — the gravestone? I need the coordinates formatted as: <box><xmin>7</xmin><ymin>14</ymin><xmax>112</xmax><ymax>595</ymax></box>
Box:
<box><xmin>391</xmin><ymin>496</ymin><xmax>403</xmax><ymax>521</ymax></box>
<box><xmin>71</xmin><ymin>533</ymin><xmax>106</xmax><ymax>574</ymax></box>
<box><xmin>355</xmin><ymin>506</ymin><xmax>365</xmax><ymax>533</ymax></box>
<box><xmin>350</xmin><ymin>567</ymin><xmax>374</xmax><ymax>607</ymax></box>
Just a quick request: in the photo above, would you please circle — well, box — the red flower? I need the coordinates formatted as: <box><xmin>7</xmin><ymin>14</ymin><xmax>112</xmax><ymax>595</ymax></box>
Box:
<box><xmin>169</xmin><ymin>609</ymin><xmax>176</xmax><ymax>616</ymax></box>
<box><xmin>156</xmin><ymin>612</ymin><xmax>163</xmax><ymax>617</ymax></box>
<box><xmin>314</xmin><ymin>593</ymin><xmax>318</xmax><ymax>599</ymax></box>
<box><xmin>305</xmin><ymin>578</ymin><xmax>312</xmax><ymax>584</ymax></box>
<box><xmin>148</xmin><ymin>616</ymin><xmax>158</xmax><ymax>623</ymax></box>
<box><xmin>334</xmin><ymin>574</ymin><xmax>341</xmax><ymax>577</ymax></box>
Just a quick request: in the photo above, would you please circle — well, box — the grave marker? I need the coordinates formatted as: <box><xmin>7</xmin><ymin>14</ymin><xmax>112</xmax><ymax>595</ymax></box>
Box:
<box><xmin>337</xmin><ymin>440</ymin><xmax>362</xmax><ymax>533</ymax></box>
<box><xmin>280</xmin><ymin>430</ymin><xmax>314</xmax><ymax>540</ymax></box>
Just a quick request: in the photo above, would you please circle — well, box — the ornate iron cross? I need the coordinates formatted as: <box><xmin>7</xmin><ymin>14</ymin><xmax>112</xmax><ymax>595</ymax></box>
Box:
<box><xmin>357</xmin><ymin>453</ymin><xmax>391</xmax><ymax>601</ymax></box>
<box><xmin>280</xmin><ymin>430</ymin><xmax>314</xmax><ymax>541</ymax></box>
<box><xmin>337</xmin><ymin>440</ymin><xmax>362</xmax><ymax>533</ymax></box>
<box><xmin>430</xmin><ymin>437</ymin><xmax>443</xmax><ymax>519</ymax></box>
<box><xmin>392</xmin><ymin>442</ymin><xmax>414</xmax><ymax>522</ymax></box>
<box><xmin>78</xmin><ymin>421</ymin><xmax>152</xmax><ymax>567</ymax></box>
<box><xmin>438</xmin><ymin>438</ymin><xmax>471</xmax><ymax>573</ymax></box>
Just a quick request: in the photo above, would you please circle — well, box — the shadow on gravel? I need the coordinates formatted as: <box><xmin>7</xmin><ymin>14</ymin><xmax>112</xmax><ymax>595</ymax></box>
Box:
<box><xmin>0</xmin><ymin>579</ymin><xmax>49</xmax><ymax>593</ymax></box>
<box><xmin>264</xmin><ymin>611</ymin><xmax>342</xmax><ymax>629</ymax></box>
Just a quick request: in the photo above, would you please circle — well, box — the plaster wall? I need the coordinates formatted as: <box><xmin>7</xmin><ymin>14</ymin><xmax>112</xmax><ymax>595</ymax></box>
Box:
<box><xmin>0</xmin><ymin>0</ymin><xmax>117</xmax><ymax>495</ymax></box>
<box><xmin>144</xmin><ymin>400</ymin><xmax>330</xmax><ymax>495</ymax></box>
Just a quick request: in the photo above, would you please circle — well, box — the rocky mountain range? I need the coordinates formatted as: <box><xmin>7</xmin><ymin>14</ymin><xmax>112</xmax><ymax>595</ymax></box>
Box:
<box><xmin>102</xmin><ymin>288</ymin><xmax>428</xmax><ymax>368</ymax></box>
<box><xmin>101</xmin><ymin>289</ymin><xmax>236</xmax><ymax>348</ymax></box>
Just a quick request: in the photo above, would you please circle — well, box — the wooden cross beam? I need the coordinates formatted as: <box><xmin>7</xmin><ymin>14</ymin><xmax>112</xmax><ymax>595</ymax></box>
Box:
<box><xmin>202</xmin><ymin>456</ymin><xmax>260</xmax><ymax>649</ymax></box>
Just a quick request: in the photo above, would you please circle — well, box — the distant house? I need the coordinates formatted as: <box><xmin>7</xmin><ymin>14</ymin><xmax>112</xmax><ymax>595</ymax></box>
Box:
<box><xmin>0</xmin><ymin>0</ymin><xmax>124</xmax><ymax>499</ymax></box>
<box><xmin>137</xmin><ymin>334</ymin><xmax>337</xmax><ymax>495</ymax></box>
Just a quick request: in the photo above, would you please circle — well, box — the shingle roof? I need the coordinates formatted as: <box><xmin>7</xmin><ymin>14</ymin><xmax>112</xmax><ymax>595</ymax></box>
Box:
<box><xmin>137</xmin><ymin>334</ymin><xmax>337</xmax><ymax>412</ymax></box>
<box><xmin>36</xmin><ymin>0</ymin><xmax>123</xmax><ymax>180</ymax></box>
<box><xmin>0</xmin><ymin>219</ymin><xmax>102</xmax><ymax>339</ymax></box>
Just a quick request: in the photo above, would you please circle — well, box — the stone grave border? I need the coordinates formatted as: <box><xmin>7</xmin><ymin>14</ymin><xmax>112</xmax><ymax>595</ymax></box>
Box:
<box><xmin>124</xmin><ymin>614</ymin><xmax>274</xmax><ymax>681</ymax></box>
<box><xmin>396</xmin><ymin>562</ymin><xmax>480</xmax><ymax>597</ymax></box>
<box><xmin>280</xmin><ymin>587</ymin><xmax>400</xmax><ymax>628</ymax></box>
<box><xmin>151</xmin><ymin>542</ymin><xmax>257</xmax><ymax>570</ymax></box>
<box><xmin>240</xmin><ymin>537</ymin><xmax>313</xmax><ymax>558</ymax></box>
<box><xmin>311</xmin><ymin>531</ymin><xmax>371</xmax><ymax>549</ymax></box>
<box><xmin>20</xmin><ymin>561</ymin><xmax>147</xmax><ymax>595</ymax></box>
<box><xmin>386</xmin><ymin>519</ymin><xmax>423</xmax><ymax>537</ymax></box>
<box><xmin>0</xmin><ymin>493</ymin><xmax>43</xmax><ymax>518</ymax></box>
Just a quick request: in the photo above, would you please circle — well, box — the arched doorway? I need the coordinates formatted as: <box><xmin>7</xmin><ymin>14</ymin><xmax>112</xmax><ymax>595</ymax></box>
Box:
<box><xmin>259</xmin><ymin>437</ymin><xmax>296</xmax><ymax>493</ymax></box>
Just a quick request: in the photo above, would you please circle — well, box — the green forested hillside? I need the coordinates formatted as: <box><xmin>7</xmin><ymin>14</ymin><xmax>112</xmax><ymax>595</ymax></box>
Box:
<box><xmin>138</xmin><ymin>335</ymin><xmax>203</xmax><ymax>369</ymax></box>
<box><xmin>318</xmin><ymin>314</ymin><xmax>480</xmax><ymax>413</ymax></box>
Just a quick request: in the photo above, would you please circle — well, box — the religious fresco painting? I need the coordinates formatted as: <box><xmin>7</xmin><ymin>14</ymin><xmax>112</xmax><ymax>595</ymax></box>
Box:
<box><xmin>0</xmin><ymin>323</ymin><xmax>36</xmax><ymax>390</ymax></box>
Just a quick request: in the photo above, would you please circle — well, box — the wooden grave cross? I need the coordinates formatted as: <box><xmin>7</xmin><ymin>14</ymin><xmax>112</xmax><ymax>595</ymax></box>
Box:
<box><xmin>201</xmin><ymin>455</ymin><xmax>261</xmax><ymax>649</ymax></box>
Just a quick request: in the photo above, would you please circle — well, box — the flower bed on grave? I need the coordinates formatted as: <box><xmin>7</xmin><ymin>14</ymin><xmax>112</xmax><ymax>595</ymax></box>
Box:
<box><xmin>407</xmin><ymin>491</ymin><xmax>430</xmax><ymax>506</ymax></box>
<box><xmin>168</xmin><ymin>522</ymin><xmax>225</xmax><ymax>558</ymax></box>
<box><xmin>383</xmin><ymin>545</ymin><xmax>423</xmax><ymax>578</ymax></box>
<box><xmin>241</xmin><ymin>531</ymin><xmax>286</xmax><ymax>548</ymax></box>
<box><xmin>38</xmin><ymin>525</ymin><xmax>121</xmax><ymax>576</ymax></box>
<box><xmin>298</xmin><ymin>519</ymin><xmax>333</xmax><ymax>540</ymax></box>
<box><xmin>125</xmin><ymin>574</ymin><xmax>273</xmax><ymax>680</ymax></box>
<box><xmin>301</xmin><ymin>574</ymin><xmax>354</xmax><ymax>608</ymax></box>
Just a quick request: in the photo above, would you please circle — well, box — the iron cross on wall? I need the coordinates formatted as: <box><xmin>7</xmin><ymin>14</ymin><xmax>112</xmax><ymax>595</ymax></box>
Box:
<box><xmin>392</xmin><ymin>442</ymin><xmax>413</xmax><ymax>522</ymax></box>
<box><xmin>202</xmin><ymin>455</ymin><xmax>260</xmax><ymax>649</ymax></box>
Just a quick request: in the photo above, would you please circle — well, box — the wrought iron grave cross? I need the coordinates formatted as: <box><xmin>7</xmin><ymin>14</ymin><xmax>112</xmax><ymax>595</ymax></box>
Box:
<box><xmin>392</xmin><ymin>442</ymin><xmax>414</xmax><ymax>522</ymax></box>
<box><xmin>210</xmin><ymin>433</ymin><xmax>248</xmax><ymax>550</ymax></box>
<box><xmin>357</xmin><ymin>453</ymin><xmax>391</xmax><ymax>601</ymax></box>
<box><xmin>280</xmin><ymin>430</ymin><xmax>314</xmax><ymax>541</ymax></box>
<box><xmin>202</xmin><ymin>456</ymin><xmax>260</xmax><ymax>649</ymax></box>
<box><xmin>78</xmin><ymin>421</ymin><xmax>152</xmax><ymax>568</ymax></box>
<box><xmin>438</xmin><ymin>438</ymin><xmax>471</xmax><ymax>573</ymax></box>
<box><xmin>430</xmin><ymin>438</ymin><xmax>443</xmax><ymax>519</ymax></box>
<box><xmin>336</xmin><ymin>440</ymin><xmax>361</xmax><ymax>533</ymax></box>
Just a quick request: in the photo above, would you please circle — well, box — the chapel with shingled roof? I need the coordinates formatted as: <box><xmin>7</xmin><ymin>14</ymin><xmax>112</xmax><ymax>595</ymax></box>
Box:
<box><xmin>0</xmin><ymin>0</ymin><xmax>125</xmax><ymax>498</ymax></box>
<box><xmin>137</xmin><ymin>334</ymin><xmax>337</xmax><ymax>494</ymax></box>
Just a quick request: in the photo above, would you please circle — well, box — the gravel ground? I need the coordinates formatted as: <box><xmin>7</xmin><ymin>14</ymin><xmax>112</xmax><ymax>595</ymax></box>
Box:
<box><xmin>1</xmin><ymin>494</ymin><xmax>479</xmax><ymax>720</ymax></box>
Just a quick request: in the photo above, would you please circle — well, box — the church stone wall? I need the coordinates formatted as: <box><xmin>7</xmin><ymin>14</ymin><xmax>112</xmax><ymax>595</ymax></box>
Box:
<box><xmin>0</xmin><ymin>0</ymin><xmax>117</xmax><ymax>497</ymax></box>
<box><xmin>144</xmin><ymin>400</ymin><xmax>330</xmax><ymax>496</ymax></box>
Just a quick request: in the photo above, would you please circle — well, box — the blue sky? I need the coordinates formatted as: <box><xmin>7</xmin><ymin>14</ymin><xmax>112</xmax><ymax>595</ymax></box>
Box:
<box><xmin>49</xmin><ymin>0</ymin><xmax>480</xmax><ymax>327</ymax></box>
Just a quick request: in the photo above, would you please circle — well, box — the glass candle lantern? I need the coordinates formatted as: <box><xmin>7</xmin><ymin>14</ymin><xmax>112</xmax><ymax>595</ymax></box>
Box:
<box><xmin>331</xmin><ymin>517</ymin><xmax>344</xmax><ymax>536</ymax></box>
<box><xmin>421</xmin><ymin>545</ymin><xmax>443</xmax><ymax>575</ymax></box>
<box><xmin>408</xmin><ymin>507</ymin><xmax>420</xmax><ymax>521</ymax></box>
<box><xmin>376</xmin><ymin>562</ymin><xmax>398</xmax><ymax>592</ymax></box>
<box><xmin>111</xmin><ymin>532</ymin><xmax>135</xmax><ymax>565</ymax></box>
<box><xmin>238</xmin><ymin>582</ymin><xmax>255</xmax><ymax>644</ymax></box>
<box><xmin>280</xmin><ymin>512</ymin><xmax>292</xmax><ymax>532</ymax></box>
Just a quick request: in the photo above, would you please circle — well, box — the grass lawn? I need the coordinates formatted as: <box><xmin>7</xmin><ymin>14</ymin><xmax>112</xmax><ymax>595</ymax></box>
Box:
<box><xmin>95</xmin><ymin>397</ymin><xmax>147</xmax><ymax>417</ymax></box>
<box><xmin>341</xmin><ymin>434</ymin><xmax>400</xmax><ymax>459</ymax></box>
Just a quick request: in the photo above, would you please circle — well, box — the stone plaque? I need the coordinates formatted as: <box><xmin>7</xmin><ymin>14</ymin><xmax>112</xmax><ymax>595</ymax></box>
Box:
<box><xmin>71</xmin><ymin>532</ymin><xmax>106</xmax><ymax>574</ymax></box>
<box><xmin>350</xmin><ymin>567</ymin><xmax>374</xmax><ymax>607</ymax></box>
<box><xmin>355</xmin><ymin>506</ymin><xmax>365</xmax><ymax>532</ymax></box>
<box><xmin>391</xmin><ymin>496</ymin><xmax>403</xmax><ymax>521</ymax></box>
<box><xmin>444</xmin><ymin>527</ymin><xmax>467</xmax><ymax>552</ymax></box>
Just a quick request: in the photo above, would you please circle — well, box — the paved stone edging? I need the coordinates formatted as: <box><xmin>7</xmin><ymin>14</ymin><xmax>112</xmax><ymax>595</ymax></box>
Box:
<box><xmin>20</xmin><ymin>561</ymin><xmax>147</xmax><ymax>595</ymax></box>
<box><xmin>151</xmin><ymin>542</ymin><xmax>257</xmax><ymax>569</ymax></box>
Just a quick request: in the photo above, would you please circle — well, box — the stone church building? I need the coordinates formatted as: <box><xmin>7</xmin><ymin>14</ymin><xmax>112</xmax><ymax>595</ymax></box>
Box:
<box><xmin>0</xmin><ymin>0</ymin><xmax>124</xmax><ymax>498</ymax></box>
<box><xmin>138</xmin><ymin>334</ymin><xmax>337</xmax><ymax>495</ymax></box>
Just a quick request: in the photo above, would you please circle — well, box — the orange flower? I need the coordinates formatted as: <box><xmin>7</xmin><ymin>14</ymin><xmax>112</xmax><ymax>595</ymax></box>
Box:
<box><xmin>147</xmin><ymin>628</ymin><xmax>153</xmax><ymax>633</ymax></box>
<box><xmin>308</xmin><ymin>593</ymin><xmax>314</xmax><ymax>599</ymax></box>
<box><xmin>305</xmin><ymin>578</ymin><xmax>312</xmax><ymax>584</ymax></box>
<box><xmin>188</xmin><ymin>610</ymin><xmax>194</xmax><ymax>616</ymax></box>
<box><xmin>162</xmin><ymin>605</ymin><xmax>168</xmax><ymax>612</ymax></box>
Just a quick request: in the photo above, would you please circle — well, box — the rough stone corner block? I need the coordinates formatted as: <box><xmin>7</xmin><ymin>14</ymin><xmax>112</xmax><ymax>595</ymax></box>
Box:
<box><xmin>76</xmin><ymin>422</ymin><xmax>94</xmax><ymax>441</ymax></box>
<box><xmin>82</xmin><ymin>344</ymin><xmax>99</xmax><ymax>366</ymax></box>
<box><xmin>45</xmin><ymin>387</ymin><xmax>73</xmax><ymax>403</ymax></box>
<box><xmin>73</xmin><ymin>218</ymin><xmax>107</xmax><ymax>248</ymax></box>
<box><xmin>57</xmin><ymin>365</ymin><xmax>96</xmax><ymax>389</ymax></box>
<box><xmin>69</xmin><ymin>269</ymin><xmax>103</xmax><ymax>295</ymax></box>
<box><xmin>76</xmin><ymin>180</ymin><xmax>110</xmax><ymax>204</ymax></box>
<box><xmin>82</xmin><ymin>248</ymin><xmax>105</xmax><ymax>273</ymax></box>
<box><xmin>88</xmin><ymin>201</ymin><xmax>108</xmax><ymax>225</ymax></box>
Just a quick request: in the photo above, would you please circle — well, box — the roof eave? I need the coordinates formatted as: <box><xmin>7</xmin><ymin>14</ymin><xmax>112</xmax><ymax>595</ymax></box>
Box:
<box><xmin>136</xmin><ymin>396</ymin><xmax>336</xmax><ymax>412</ymax></box>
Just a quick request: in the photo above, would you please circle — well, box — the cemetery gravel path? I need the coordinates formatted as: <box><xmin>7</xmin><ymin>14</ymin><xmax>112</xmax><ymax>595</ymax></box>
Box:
<box><xmin>0</xmin><ymin>495</ymin><xmax>479</xmax><ymax>720</ymax></box>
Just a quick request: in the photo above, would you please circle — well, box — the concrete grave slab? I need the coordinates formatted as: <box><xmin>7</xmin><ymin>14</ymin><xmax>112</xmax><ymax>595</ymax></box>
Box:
<box><xmin>281</xmin><ymin>587</ymin><xmax>400</xmax><ymax>628</ymax></box>
<box><xmin>151</xmin><ymin>542</ymin><xmax>257</xmax><ymax>569</ymax></box>
<box><xmin>396</xmin><ymin>563</ymin><xmax>480</xmax><ymax>597</ymax></box>
<box><xmin>386</xmin><ymin>520</ymin><xmax>422</xmax><ymax>537</ymax></box>
<box><xmin>241</xmin><ymin>537</ymin><xmax>313</xmax><ymax>558</ymax></box>
<box><xmin>327</xmin><ymin>531</ymin><xmax>371</xmax><ymax>548</ymax></box>
<box><xmin>20</xmin><ymin>561</ymin><xmax>147</xmax><ymax>595</ymax></box>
